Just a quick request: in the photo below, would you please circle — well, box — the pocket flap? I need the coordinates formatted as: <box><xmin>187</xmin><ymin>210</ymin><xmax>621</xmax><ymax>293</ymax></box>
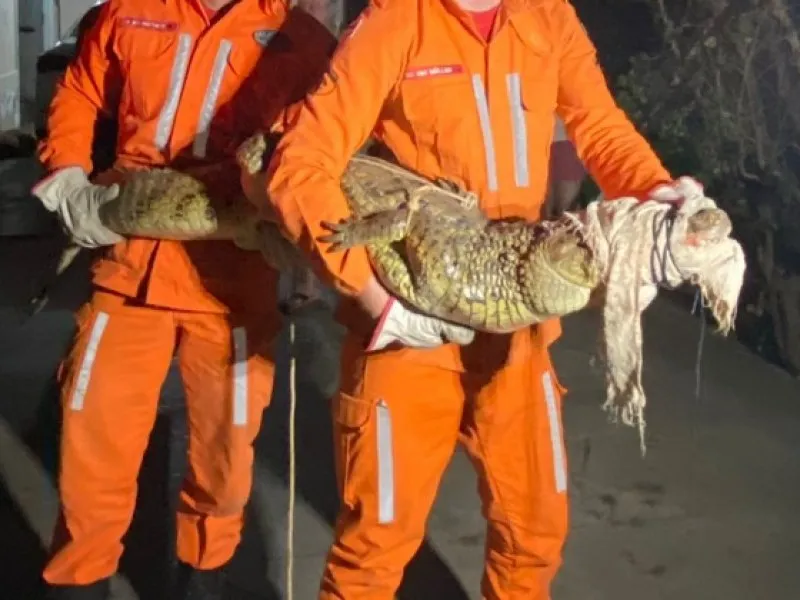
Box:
<box><xmin>333</xmin><ymin>392</ymin><xmax>375</xmax><ymax>429</ymax></box>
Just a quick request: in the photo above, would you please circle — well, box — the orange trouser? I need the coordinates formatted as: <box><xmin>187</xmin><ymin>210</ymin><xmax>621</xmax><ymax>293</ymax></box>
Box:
<box><xmin>320</xmin><ymin>337</ymin><xmax>570</xmax><ymax>599</ymax></box>
<box><xmin>43</xmin><ymin>291</ymin><xmax>276</xmax><ymax>586</ymax></box>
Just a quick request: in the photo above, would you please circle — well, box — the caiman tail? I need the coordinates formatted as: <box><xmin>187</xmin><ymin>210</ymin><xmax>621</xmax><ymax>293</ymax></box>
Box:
<box><xmin>27</xmin><ymin>244</ymin><xmax>84</xmax><ymax>317</ymax></box>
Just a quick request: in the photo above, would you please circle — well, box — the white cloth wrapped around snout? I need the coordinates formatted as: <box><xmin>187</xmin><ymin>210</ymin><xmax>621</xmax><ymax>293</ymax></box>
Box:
<box><xmin>579</xmin><ymin>187</ymin><xmax>747</xmax><ymax>453</ymax></box>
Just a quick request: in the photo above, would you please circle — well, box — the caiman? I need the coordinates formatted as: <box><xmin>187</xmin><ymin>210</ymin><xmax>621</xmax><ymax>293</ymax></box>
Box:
<box><xmin>34</xmin><ymin>132</ymin><xmax>601</xmax><ymax>332</ymax></box>
<box><xmin>30</xmin><ymin>132</ymin><xmax>747</xmax><ymax>453</ymax></box>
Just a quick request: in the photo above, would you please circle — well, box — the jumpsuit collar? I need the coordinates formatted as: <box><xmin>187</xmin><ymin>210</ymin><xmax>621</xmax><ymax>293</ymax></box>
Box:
<box><xmin>439</xmin><ymin>0</ymin><xmax>503</xmax><ymax>41</ymax></box>
<box><xmin>162</xmin><ymin>0</ymin><xmax>268</xmax><ymax>11</ymax></box>
<box><xmin>438</xmin><ymin>0</ymin><xmax>549</xmax><ymax>49</ymax></box>
<box><xmin>504</xmin><ymin>0</ymin><xmax>554</xmax><ymax>55</ymax></box>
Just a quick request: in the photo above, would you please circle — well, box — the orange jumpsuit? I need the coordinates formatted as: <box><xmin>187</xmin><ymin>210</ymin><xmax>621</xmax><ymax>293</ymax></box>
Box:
<box><xmin>266</xmin><ymin>0</ymin><xmax>673</xmax><ymax>597</ymax></box>
<box><xmin>38</xmin><ymin>0</ymin><xmax>334</xmax><ymax>587</ymax></box>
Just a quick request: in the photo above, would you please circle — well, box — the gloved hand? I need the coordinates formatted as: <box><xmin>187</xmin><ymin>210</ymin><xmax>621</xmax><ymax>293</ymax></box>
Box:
<box><xmin>367</xmin><ymin>296</ymin><xmax>475</xmax><ymax>352</ymax></box>
<box><xmin>32</xmin><ymin>167</ymin><xmax>123</xmax><ymax>248</ymax></box>
<box><xmin>648</xmin><ymin>176</ymin><xmax>705</xmax><ymax>207</ymax></box>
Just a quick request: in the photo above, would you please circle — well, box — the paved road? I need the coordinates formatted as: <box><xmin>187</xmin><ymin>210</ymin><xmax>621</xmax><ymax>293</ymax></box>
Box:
<box><xmin>2</xmin><ymin>234</ymin><xmax>800</xmax><ymax>600</ymax></box>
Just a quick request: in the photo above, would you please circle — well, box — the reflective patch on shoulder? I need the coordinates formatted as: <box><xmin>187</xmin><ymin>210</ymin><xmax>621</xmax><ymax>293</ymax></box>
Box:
<box><xmin>253</xmin><ymin>29</ymin><xmax>277</xmax><ymax>47</ymax></box>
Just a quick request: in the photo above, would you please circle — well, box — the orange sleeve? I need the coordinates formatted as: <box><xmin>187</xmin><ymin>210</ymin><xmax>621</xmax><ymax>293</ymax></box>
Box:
<box><xmin>554</xmin><ymin>1</ymin><xmax>672</xmax><ymax>199</ymax></box>
<box><xmin>265</xmin><ymin>2</ymin><xmax>414</xmax><ymax>296</ymax></box>
<box><xmin>37</xmin><ymin>1</ymin><xmax>120</xmax><ymax>174</ymax></box>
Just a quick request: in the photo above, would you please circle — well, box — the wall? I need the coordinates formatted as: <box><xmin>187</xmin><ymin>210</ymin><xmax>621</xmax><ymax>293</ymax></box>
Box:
<box><xmin>18</xmin><ymin>0</ymin><xmax>45</xmax><ymax>103</ymax></box>
<box><xmin>0</xmin><ymin>0</ymin><xmax>20</xmax><ymax>129</ymax></box>
<box><xmin>58</xmin><ymin>0</ymin><xmax>99</xmax><ymax>39</ymax></box>
<box><xmin>14</xmin><ymin>0</ymin><xmax>98</xmax><ymax>120</ymax></box>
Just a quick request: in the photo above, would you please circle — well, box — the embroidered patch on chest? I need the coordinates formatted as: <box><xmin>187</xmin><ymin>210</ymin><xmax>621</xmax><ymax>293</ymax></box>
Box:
<box><xmin>253</xmin><ymin>29</ymin><xmax>277</xmax><ymax>47</ymax></box>
<box><xmin>119</xmin><ymin>17</ymin><xmax>178</xmax><ymax>32</ymax></box>
<box><xmin>403</xmin><ymin>65</ymin><xmax>465</xmax><ymax>80</ymax></box>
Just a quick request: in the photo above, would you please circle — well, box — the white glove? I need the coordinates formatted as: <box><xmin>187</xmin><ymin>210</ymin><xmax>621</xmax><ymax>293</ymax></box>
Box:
<box><xmin>648</xmin><ymin>176</ymin><xmax>705</xmax><ymax>206</ymax></box>
<box><xmin>32</xmin><ymin>167</ymin><xmax>123</xmax><ymax>248</ymax></box>
<box><xmin>367</xmin><ymin>297</ymin><xmax>475</xmax><ymax>352</ymax></box>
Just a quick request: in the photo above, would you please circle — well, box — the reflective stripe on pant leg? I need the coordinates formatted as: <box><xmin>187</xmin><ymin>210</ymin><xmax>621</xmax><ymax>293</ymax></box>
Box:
<box><xmin>506</xmin><ymin>72</ymin><xmax>530</xmax><ymax>188</ymax></box>
<box><xmin>321</xmin><ymin>357</ymin><xmax>464</xmax><ymax>598</ymax></box>
<box><xmin>232</xmin><ymin>326</ymin><xmax>248</xmax><ymax>427</ymax></box>
<box><xmin>542</xmin><ymin>371</ymin><xmax>567</xmax><ymax>493</ymax></box>
<box><xmin>154</xmin><ymin>33</ymin><xmax>193</xmax><ymax>150</ymax></box>
<box><xmin>192</xmin><ymin>39</ymin><xmax>233</xmax><ymax>158</ymax></box>
<box><xmin>376</xmin><ymin>399</ymin><xmax>395</xmax><ymax>524</ymax></box>
<box><xmin>462</xmin><ymin>362</ymin><xmax>569</xmax><ymax>598</ymax></box>
<box><xmin>176</xmin><ymin>315</ymin><xmax>275</xmax><ymax>570</ymax></box>
<box><xmin>69</xmin><ymin>312</ymin><xmax>110</xmax><ymax>411</ymax></box>
<box><xmin>471</xmin><ymin>74</ymin><xmax>499</xmax><ymax>192</ymax></box>
<box><xmin>46</xmin><ymin>301</ymin><xmax>176</xmax><ymax>586</ymax></box>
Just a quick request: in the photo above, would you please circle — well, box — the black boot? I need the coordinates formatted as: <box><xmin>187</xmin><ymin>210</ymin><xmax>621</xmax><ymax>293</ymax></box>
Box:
<box><xmin>47</xmin><ymin>579</ymin><xmax>110</xmax><ymax>600</ymax></box>
<box><xmin>171</xmin><ymin>561</ymin><xmax>228</xmax><ymax>600</ymax></box>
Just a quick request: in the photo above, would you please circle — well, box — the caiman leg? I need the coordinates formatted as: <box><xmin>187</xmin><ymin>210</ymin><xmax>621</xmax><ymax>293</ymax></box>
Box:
<box><xmin>318</xmin><ymin>188</ymin><xmax>427</xmax><ymax>252</ymax></box>
<box><xmin>28</xmin><ymin>132</ymin><xmax>271</xmax><ymax>319</ymax></box>
<box><xmin>319</xmin><ymin>206</ymin><xmax>413</xmax><ymax>252</ymax></box>
<box><xmin>236</xmin><ymin>132</ymin><xmax>268</xmax><ymax>175</ymax></box>
<box><xmin>27</xmin><ymin>244</ymin><xmax>86</xmax><ymax>317</ymax></box>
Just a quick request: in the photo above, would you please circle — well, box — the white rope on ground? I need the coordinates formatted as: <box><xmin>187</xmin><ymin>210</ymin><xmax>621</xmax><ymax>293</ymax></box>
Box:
<box><xmin>286</xmin><ymin>318</ymin><xmax>297</xmax><ymax>600</ymax></box>
<box><xmin>285</xmin><ymin>4</ymin><xmax>301</xmax><ymax>596</ymax></box>
<box><xmin>280</xmin><ymin>6</ymin><xmax>342</xmax><ymax>597</ymax></box>
<box><xmin>688</xmin><ymin>289</ymin><xmax>708</xmax><ymax>517</ymax></box>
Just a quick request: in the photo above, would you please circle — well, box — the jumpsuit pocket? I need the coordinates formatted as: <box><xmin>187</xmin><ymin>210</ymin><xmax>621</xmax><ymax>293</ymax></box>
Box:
<box><xmin>549</xmin><ymin>367</ymin><xmax>569</xmax><ymax>398</ymax></box>
<box><xmin>333</xmin><ymin>392</ymin><xmax>375</xmax><ymax>430</ymax></box>
<box><xmin>543</xmin><ymin>350</ymin><xmax>569</xmax><ymax>397</ymax></box>
<box><xmin>401</xmin><ymin>78</ymin><xmax>468</xmax><ymax>127</ymax></box>
<box><xmin>114</xmin><ymin>26</ymin><xmax>179</xmax><ymax>60</ymax></box>
<box><xmin>113</xmin><ymin>28</ymin><xmax>184</xmax><ymax>121</ymax></box>
<box><xmin>226</xmin><ymin>42</ymin><xmax>260</xmax><ymax>78</ymax></box>
<box><xmin>519</xmin><ymin>52</ymin><xmax>559</xmax><ymax>144</ymax></box>
<box><xmin>518</xmin><ymin>40</ymin><xmax>558</xmax><ymax>112</ymax></box>
<box><xmin>520</xmin><ymin>65</ymin><xmax>557</xmax><ymax>119</ymax></box>
<box><xmin>333</xmin><ymin>393</ymin><xmax>396</xmax><ymax>523</ymax></box>
<box><xmin>399</xmin><ymin>78</ymin><xmax>474</xmax><ymax>183</ymax></box>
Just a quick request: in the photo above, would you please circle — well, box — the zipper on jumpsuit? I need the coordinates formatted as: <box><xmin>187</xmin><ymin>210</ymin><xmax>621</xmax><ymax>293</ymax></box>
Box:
<box><xmin>461</xmin><ymin>7</ymin><xmax>502</xmax><ymax>211</ymax></box>
<box><xmin>480</xmin><ymin>27</ymin><xmax>499</xmax><ymax>195</ymax></box>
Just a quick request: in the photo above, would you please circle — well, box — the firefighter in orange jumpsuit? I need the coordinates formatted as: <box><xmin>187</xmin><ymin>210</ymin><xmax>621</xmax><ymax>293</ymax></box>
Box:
<box><xmin>258</xmin><ymin>1</ymin><xmax>702</xmax><ymax>598</ymax></box>
<box><xmin>31</xmin><ymin>1</ymin><xmax>334</xmax><ymax>598</ymax></box>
